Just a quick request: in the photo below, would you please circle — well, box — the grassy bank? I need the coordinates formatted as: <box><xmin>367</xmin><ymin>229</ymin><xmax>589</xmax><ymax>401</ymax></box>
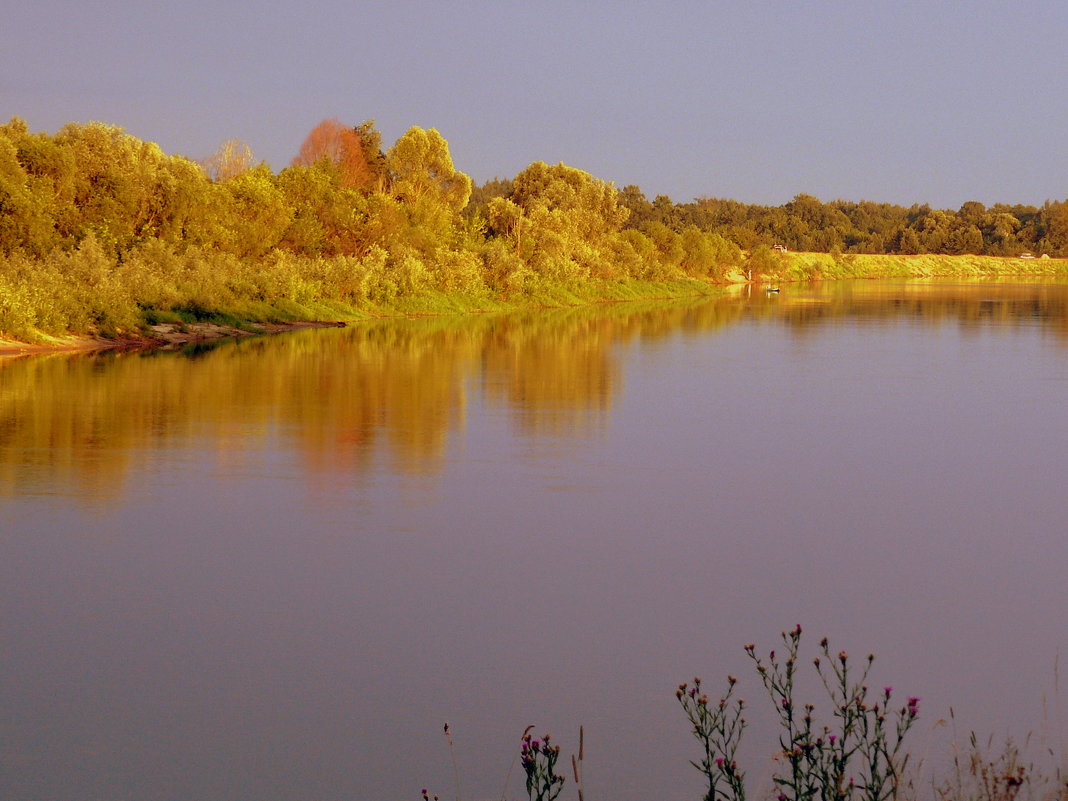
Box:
<box><xmin>771</xmin><ymin>251</ymin><xmax>1068</xmax><ymax>282</ymax></box>
<box><xmin>0</xmin><ymin>236</ymin><xmax>728</xmax><ymax>347</ymax></box>
<box><xmin>3</xmin><ymin>243</ymin><xmax>1068</xmax><ymax>350</ymax></box>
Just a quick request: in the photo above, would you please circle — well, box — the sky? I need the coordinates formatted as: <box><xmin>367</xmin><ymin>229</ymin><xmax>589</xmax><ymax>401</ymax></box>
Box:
<box><xmin>3</xmin><ymin>0</ymin><xmax>1068</xmax><ymax>209</ymax></box>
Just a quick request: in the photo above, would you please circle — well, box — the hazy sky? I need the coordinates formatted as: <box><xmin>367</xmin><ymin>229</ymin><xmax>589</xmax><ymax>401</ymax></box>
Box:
<box><xmin>4</xmin><ymin>0</ymin><xmax>1067</xmax><ymax>209</ymax></box>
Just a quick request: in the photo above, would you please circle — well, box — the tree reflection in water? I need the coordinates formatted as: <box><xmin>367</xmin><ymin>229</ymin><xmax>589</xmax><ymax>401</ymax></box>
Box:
<box><xmin>2</xmin><ymin>279</ymin><xmax>1068</xmax><ymax>498</ymax></box>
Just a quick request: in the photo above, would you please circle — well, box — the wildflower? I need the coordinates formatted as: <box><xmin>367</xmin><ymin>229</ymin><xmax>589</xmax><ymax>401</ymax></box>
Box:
<box><xmin>829</xmin><ymin>734</ymin><xmax>837</xmax><ymax>745</ymax></box>
<box><xmin>728</xmin><ymin>675</ymin><xmax>737</xmax><ymax>685</ymax></box>
<box><xmin>716</xmin><ymin>757</ymin><xmax>725</xmax><ymax>768</ymax></box>
<box><xmin>884</xmin><ymin>686</ymin><xmax>893</xmax><ymax>697</ymax></box>
<box><xmin>907</xmin><ymin>697</ymin><xmax>920</xmax><ymax>717</ymax></box>
<box><xmin>820</xmin><ymin>637</ymin><xmax>829</xmax><ymax>648</ymax></box>
<box><xmin>839</xmin><ymin>651</ymin><xmax>848</xmax><ymax>663</ymax></box>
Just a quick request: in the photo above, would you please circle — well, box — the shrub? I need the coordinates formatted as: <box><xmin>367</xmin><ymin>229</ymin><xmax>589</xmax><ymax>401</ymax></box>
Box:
<box><xmin>679</xmin><ymin>626</ymin><xmax>919</xmax><ymax>801</ymax></box>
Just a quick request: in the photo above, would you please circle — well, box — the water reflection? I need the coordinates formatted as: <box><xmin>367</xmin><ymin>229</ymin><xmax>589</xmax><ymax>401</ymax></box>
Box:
<box><xmin>4</xmin><ymin>279</ymin><xmax>1068</xmax><ymax>801</ymax></box>
<box><xmin>3</xmin><ymin>280</ymin><xmax>1068</xmax><ymax>497</ymax></box>
<box><xmin>758</xmin><ymin>280</ymin><xmax>1068</xmax><ymax>335</ymax></box>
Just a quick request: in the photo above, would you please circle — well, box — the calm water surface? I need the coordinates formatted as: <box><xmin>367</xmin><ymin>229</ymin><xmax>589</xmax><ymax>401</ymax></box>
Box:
<box><xmin>2</xmin><ymin>280</ymin><xmax>1068</xmax><ymax>801</ymax></box>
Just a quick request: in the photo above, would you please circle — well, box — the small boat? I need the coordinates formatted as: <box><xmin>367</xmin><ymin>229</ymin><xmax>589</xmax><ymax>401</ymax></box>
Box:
<box><xmin>765</xmin><ymin>286</ymin><xmax>780</xmax><ymax>294</ymax></box>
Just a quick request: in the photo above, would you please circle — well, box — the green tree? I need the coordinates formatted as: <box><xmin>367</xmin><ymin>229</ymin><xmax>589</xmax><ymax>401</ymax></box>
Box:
<box><xmin>0</xmin><ymin>120</ymin><xmax>58</xmax><ymax>254</ymax></box>
<box><xmin>745</xmin><ymin>244</ymin><xmax>783</xmax><ymax>281</ymax></box>
<box><xmin>387</xmin><ymin>126</ymin><xmax>471</xmax><ymax>211</ymax></box>
<box><xmin>214</xmin><ymin>164</ymin><xmax>293</xmax><ymax>257</ymax></box>
<box><xmin>385</xmin><ymin>127</ymin><xmax>472</xmax><ymax>254</ymax></box>
<box><xmin>53</xmin><ymin>121</ymin><xmax>179</xmax><ymax>253</ymax></box>
<box><xmin>506</xmin><ymin>161</ymin><xmax>630</xmax><ymax>281</ymax></box>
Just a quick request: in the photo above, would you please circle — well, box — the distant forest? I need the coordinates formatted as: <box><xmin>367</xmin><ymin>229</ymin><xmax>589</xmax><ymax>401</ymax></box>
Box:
<box><xmin>472</xmin><ymin>182</ymin><xmax>1068</xmax><ymax>258</ymax></box>
<box><xmin>2</xmin><ymin>115</ymin><xmax>1067</xmax><ymax>338</ymax></box>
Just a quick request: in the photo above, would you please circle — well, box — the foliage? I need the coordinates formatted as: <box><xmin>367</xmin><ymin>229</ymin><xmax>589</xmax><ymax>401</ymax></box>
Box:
<box><xmin>4</xmin><ymin>114</ymin><xmax>1068</xmax><ymax>341</ymax></box>
<box><xmin>627</xmin><ymin>191</ymin><xmax>1063</xmax><ymax>258</ymax></box>
<box><xmin>678</xmin><ymin>675</ymin><xmax>748</xmax><ymax>801</ymax></box>
<box><xmin>291</xmin><ymin>118</ymin><xmax>384</xmax><ymax>191</ymax></box>
<box><xmin>680</xmin><ymin>626</ymin><xmax>920</xmax><ymax>801</ymax></box>
<box><xmin>200</xmin><ymin>138</ymin><xmax>255</xmax><ymax>182</ymax></box>
<box><xmin>520</xmin><ymin>731</ymin><xmax>566</xmax><ymax>801</ymax></box>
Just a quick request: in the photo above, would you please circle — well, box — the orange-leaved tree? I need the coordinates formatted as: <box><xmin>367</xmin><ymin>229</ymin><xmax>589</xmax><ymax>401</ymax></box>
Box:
<box><xmin>292</xmin><ymin>118</ymin><xmax>385</xmax><ymax>192</ymax></box>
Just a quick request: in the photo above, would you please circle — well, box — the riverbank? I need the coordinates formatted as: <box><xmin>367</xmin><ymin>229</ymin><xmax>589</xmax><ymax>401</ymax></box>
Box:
<box><xmin>773</xmin><ymin>250</ymin><xmax>1068</xmax><ymax>281</ymax></box>
<box><xmin>4</xmin><ymin>253</ymin><xmax>1068</xmax><ymax>355</ymax></box>
<box><xmin>0</xmin><ymin>276</ymin><xmax>726</xmax><ymax>354</ymax></box>
<box><xmin>0</xmin><ymin>320</ymin><xmax>348</xmax><ymax>357</ymax></box>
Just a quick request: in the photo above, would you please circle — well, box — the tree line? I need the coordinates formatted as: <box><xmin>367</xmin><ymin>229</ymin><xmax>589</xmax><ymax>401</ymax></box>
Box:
<box><xmin>473</xmin><ymin>183</ymin><xmax>1068</xmax><ymax>258</ymax></box>
<box><xmin>1</xmin><ymin>115</ymin><xmax>1066</xmax><ymax>337</ymax></box>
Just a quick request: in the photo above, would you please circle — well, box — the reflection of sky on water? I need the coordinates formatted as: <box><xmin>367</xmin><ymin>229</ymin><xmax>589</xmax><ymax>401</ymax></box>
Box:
<box><xmin>2</xmin><ymin>281</ymin><xmax>1068</xmax><ymax>801</ymax></box>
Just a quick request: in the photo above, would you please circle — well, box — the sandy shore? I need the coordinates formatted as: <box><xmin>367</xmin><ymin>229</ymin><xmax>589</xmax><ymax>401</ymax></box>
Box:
<box><xmin>0</xmin><ymin>320</ymin><xmax>346</xmax><ymax>357</ymax></box>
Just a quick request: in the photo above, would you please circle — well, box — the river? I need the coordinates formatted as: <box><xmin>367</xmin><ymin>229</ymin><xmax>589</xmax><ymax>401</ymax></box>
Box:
<box><xmin>2</xmin><ymin>279</ymin><xmax>1067</xmax><ymax>801</ymax></box>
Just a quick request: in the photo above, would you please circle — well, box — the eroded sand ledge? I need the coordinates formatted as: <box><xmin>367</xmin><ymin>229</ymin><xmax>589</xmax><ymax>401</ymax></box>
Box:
<box><xmin>0</xmin><ymin>320</ymin><xmax>347</xmax><ymax>357</ymax></box>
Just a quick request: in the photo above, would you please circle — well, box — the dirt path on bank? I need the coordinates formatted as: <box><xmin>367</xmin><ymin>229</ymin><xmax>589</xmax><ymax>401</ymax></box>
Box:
<box><xmin>0</xmin><ymin>320</ymin><xmax>347</xmax><ymax>357</ymax></box>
